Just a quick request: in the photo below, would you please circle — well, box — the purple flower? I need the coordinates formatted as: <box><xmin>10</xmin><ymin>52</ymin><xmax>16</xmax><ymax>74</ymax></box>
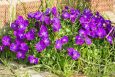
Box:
<box><xmin>79</xmin><ymin>29</ymin><xmax>87</xmax><ymax>37</ymax></box>
<box><xmin>10</xmin><ymin>43</ymin><xmax>19</xmax><ymax>52</ymax></box>
<box><xmin>97</xmin><ymin>21</ymin><xmax>103</xmax><ymax>28</ymax></box>
<box><xmin>26</xmin><ymin>29</ymin><xmax>35</xmax><ymax>40</ymax></box>
<box><xmin>16</xmin><ymin>52</ymin><xmax>25</xmax><ymax>59</ymax></box>
<box><xmin>41</xmin><ymin>37</ymin><xmax>50</xmax><ymax>46</ymax></box>
<box><xmin>15</xmin><ymin>38</ymin><xmax>24</xmax><ymax>45</ymax></box>
<box><xmin>55</xmin><ymin>39</ymin><xmax>62</xmax><ymax>50</ymax></box>
<box><xmin>90</xmin><ymin>24</ymin><xmax>97</xmax><ymax>31</ymax></box>
<box><xmin>52</xmin><ymin>7</ymin><xmax>58</xmax><ymax>17</ymax></box>
<box><xmin>24</xmin><ymin>20</ymin><xmax>29</xmax><ymax>27</ymax></box>
<box><xmin>67</xmin><ymin>48</ymin><xmax>80</xmax><ymax>60</ymax></box>
<box><xmin>18</xmin><ymin>24</ymin><xmax>27</xmax><ymax>32</ymax></box>
<box><xmin>44</xmin><ymin>16</ymin><xmax>51</xmax><ymax>25</ymax></box>
<box><xmin>83</xmin><ymin>9</ymin><xmax>92</xmax><ymax>16</ymax></box>
<box><xmin>0</xmin><ymin>46</ymin><xmax>4</xmax><ymax>52</ymax></box>
<box><xmin>105</xmin><ymin>20</ymin><xmax>111</xmax><ymax>24</ymax></box>
<box><xmin>70</xmin><ymin>8</ymin><xmax>76</xmax><ymax>14</ymax></box>
<box><xmin>106</xmin><ymin>36</ymin><xmax>113</xmax><ymax>44</ymax></box>
<box><xmin>35</xmin><ymin>41</ymin><xmax>46</xmax><ymax>52</ymax></box>
<box><xmin>61</xmin><ymin>36</ymin><xmax>69</xmax><ymax>44</ymax></box>
<box><xmin>28</xmin><ymin>55</ymin><xmax>35</xmax><ymax>64</ymax></box>
<box><xmin>70</xmin><ymin>14</ymin><xmax>77</xmax><ymax>23</ymax></box>
<box><xmin>15</xmin><ymin>16</ymin><xmax>24</xmax><ymax>25</ymax></box>
<box><xmin>87</xmin><ymin>30</ymin><xmax>97</xmax><ymax>38</ymax></box>
<box><xmin>30</xmin><ymin>28</ymin><xmax>36</xmax><ymax>33</ymax></box>
<box><xmin>62</xmin><ymin>12</ymin><xmax>70</xmax><ymax>19</ymax></box>
<box><xmin>52</xmin><ymin>17</ymin><xmax>60</xmax><ymax>24</ymax></box>
<box><xmin>96</xmin><ymin>28</ymin><xmax>106</xmax><ymax>38</ymax></box>
<box><xmin>11</xmin><ymin>23</ymin><xmax>18</xmax><ymax>31</ymax></box>
<box><xmin>82</xmin><ymin>23</ymin><xmax>90</xmax><ymax>30</ymax></box>
<box><xmin>28</xmin><ymin>12</ymin><xmax>35</xmax><ymax>18</ymax></box>
<box><xmin>2</xmin><ymin>36</ymin><xmax>11</xmax><ymax>46</ymax></box>
<box><xmin>85</xmin><ymin>37</ymin><xmax>92</xmax><ymax>45</ymax></box>
<box><xmin>67</xmin><ymin>48</ymin><xmax>75</xmax><ymax>56</ymax></box>
<box><xmin>65</xmin><ymin>6</ymin><xmax>69</xmax><ymax>10</ymax></box>
<box><xmin>15</xmin><ymin>31</ymin><xmax>26</xmax><ymax>40</ymax></box>
<box><xmin>34</xmin><ymin>11</ymin><xmax>43</xmax><ymax>20</ymax></box>
<box><xmin>17</xmin><ymin>16</ymin><xmax>29</xmax><ymax>27</ymax></box>
<box><xmin>76</xmin><ymin>10</ymin><xmax>80</xmax><ymax>15</ymax></box>
<box><xmin>52</xmin><ymin>23</ymin><xmax>61</xmax><ymax>32</ymax></box>
<box><xmin>83</xmin><ymin>9</ymin><xmax>91</xmax><ymax>13</ymax></box>
<box><xmin>15</xmin><ymin>16</ymin><xmax>29</xmax><ymax>32</ymax></box>
<box><xmin>52</xmin><ymin>17</ymin><xmax>61</xmax><ymax>32</ymax></box>
<box><xmin>70</xmin><ymin>9</ymin><xmax>79</xmax><ymax>23</ymax></box>
<box><xmin>75</xmin><ymin>35</ymin><xmax>85</xmax><ymax>45</ymax></box>
<box><xmin>34</xmin><ymin>57</ymin><xmax>39</xmax><ymax>64</ymax></box>
<box><xmin>20</xmin><ymin>43</ymin><xmax>29</xmax><ymax>53</ymax></box>
<box><xmin>106</xmin><ymin>25</ymin><xmax>112</xmax><ymax>33</ymax></box>
<box><xmin>38</xmin><ymin>25</ymin><xmax>49</xmax><ymax>38</ymax></box>
<box><xmin>79</xmin><ymin>15</ymin><xmax>90</xmax><ymax>24</ymax></box>
<box><xmin>14</xmin><ymin>31</ymin><xmax>17</xmax><ymax>36</ymax></box>
<box><xmin>28</xmin><ymin>55</ymin><xmax>39</xmax><ymax>64</ymax></box>
<box><xmin>72</xmin><ymin>50</ymin><xmax>80</xmax><ymax>60</ymax></box>
<box><xmin>44</xmin><ymin>8</ymin><xmax>51</xmax><ymax>16</ymax></box>
<box><xmin>39</xmin><ymin>15</ymin><xmax>45</xmax><ymax>22</ymax></box>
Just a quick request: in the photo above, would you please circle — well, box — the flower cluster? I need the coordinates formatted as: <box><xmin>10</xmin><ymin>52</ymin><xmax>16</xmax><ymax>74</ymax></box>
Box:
<box><xmin>36</xmin><ymin>25</ymin><xmax>50</xmax><ymax>52</ymax></box>
<box><xmin>75</xmin><ymin>9</ymin><xmax>114</xmax><ymax>45</ymax></box>
<box><xmin>61</xmin><ymin>6</ymin><xmax>80</xmax><ymax>23</ymax></box>
<box><xmin>67</xmin><ymin>48</ymin><xmax>80</xmax><ymax>60</ymax></box>
<box><xmin>28</xmin><ymin>7</ymin><xmax>61</xmax><ymax>32</ymax></box>
<box><xmin>28</xmin><ymin>55</ymin><xmax>39</xmax><ymax>64</ymax></box>
<box><xmin>2</xmin><ymin>36</ymin><xmax>11</xmax><ymax>46</ymax></box>
<box><xmin>0</xmin><ymin>6</ymin><xmax>114</xmax><ymax>64</ymax></box>
<box><xmin>55</xmin><ymin>36</ymin><xmax>69</xmax><ymax>50</ymax></box>
<box><xmin>10</xmin><ymin>16</ymin><xmax>30</xmax><ymax>60</ymax></box>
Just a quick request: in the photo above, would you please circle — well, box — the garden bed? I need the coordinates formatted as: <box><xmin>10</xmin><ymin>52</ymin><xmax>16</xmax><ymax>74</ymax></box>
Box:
<box><xmin>0</xmin><ymin>1</ymin><xmax>115</xmax><ymax>77</ymax></box>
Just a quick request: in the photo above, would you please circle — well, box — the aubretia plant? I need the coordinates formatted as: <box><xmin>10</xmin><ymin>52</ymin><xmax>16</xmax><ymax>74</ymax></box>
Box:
<box><xmin>67</xmin><ymin>48</ymin><xmax>80</xmax><ymax>60</ymax></box>
<box><xmin>0</xmin><ymin>6</ymin><xmax>115</xmax><ymax>77</ymax></box>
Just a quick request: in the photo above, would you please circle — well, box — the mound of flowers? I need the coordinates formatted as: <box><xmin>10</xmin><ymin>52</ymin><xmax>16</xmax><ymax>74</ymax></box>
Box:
<box><xmin>0</xmin><ymin>6</ymin><xmax>114</xmax><ymax>64</ymax></box>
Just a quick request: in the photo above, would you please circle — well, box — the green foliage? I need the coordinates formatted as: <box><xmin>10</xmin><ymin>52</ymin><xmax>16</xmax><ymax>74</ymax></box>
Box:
<box><xmin>76</xmin><ymin>0</ymin><xmax>91</xmax><ymax>11</ymax></box>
